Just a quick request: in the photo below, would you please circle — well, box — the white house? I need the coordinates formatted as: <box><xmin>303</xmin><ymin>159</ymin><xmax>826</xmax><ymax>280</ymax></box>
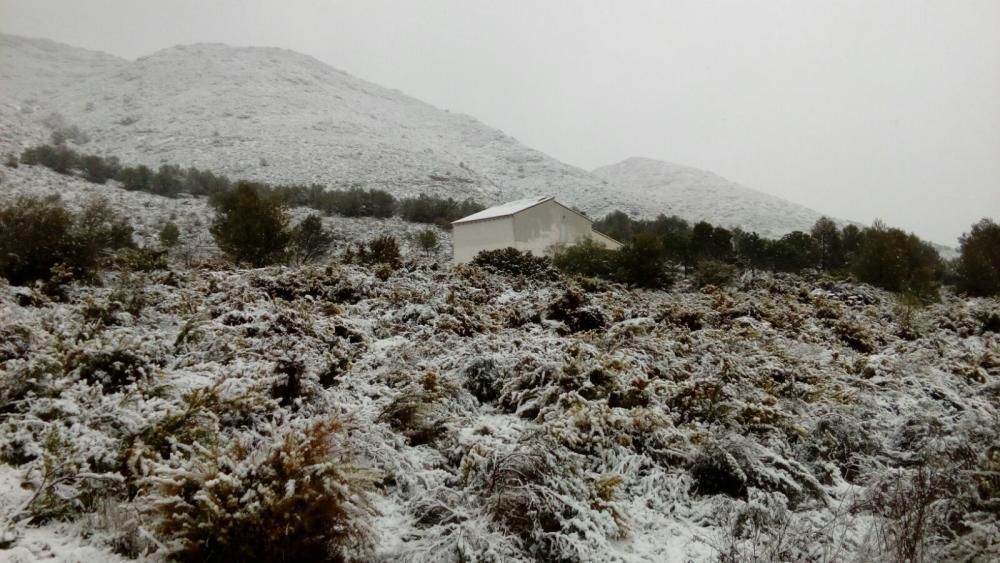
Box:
<box><xmin>451</xmin><ymin>196</ymin><xmax>623</xmax><ymax>264</ymax></box>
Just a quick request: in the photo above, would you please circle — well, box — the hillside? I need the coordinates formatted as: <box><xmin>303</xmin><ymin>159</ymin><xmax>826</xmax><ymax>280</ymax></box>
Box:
<box><xmin>0</xmin><ymin>33</ymin><xmax>848</xmax><ymax>236</ymax></box>
<box><xmin>594</xmin><ymin>157</ymin><xmax>833</xmax><ymax>238</ymax></box>
<box><xmin>0</xmin><ymin>167</ymin><xmax>997</xmax><ymax>560</ymax></box>
<box><xmin>0</xmin><ymin>35</ymin><xmax>621</xmax><ymax>213</ymax></box>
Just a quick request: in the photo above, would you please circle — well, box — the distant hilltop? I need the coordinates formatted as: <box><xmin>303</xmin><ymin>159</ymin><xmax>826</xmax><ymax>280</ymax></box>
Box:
<box><xmin>2</xmin><ymin>32</ymin><xmax>843</xmax><ymax>238</ymax></box>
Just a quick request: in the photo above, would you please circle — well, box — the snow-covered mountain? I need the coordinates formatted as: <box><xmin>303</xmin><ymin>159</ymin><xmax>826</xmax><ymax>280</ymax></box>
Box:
<box><xmin>593</xmin><ymin>157</ymin><xmax>831</xmax><ymax>237</ymax></box>
<box><xmin>2</xmin><ymin>33</ymin><xmax>839</xmax><ymax>236</ymax></box>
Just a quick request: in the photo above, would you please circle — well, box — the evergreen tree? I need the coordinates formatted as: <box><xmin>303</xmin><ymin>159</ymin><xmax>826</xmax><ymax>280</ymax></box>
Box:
<box><xmin>852</xmin><ymin>221</ymin><xmax>942</xmax><ymax>299</ymax></box>
<box><xmin>210</xmin><ymin>182</ymin><xmax>291</xmax><ymax>267</ymax></box>
<box><xmin>291</xmin><ymin>214</ymin><xmax>334</xmax><ymax>264</ymax></box>
<box><xmin>811</xmin><ymin>217</ymin><xmax>844</xmax><ymax>271</ymax></box>
<box><xmin>614</xmin><ymin>232</ymin><xmax>671</xmax><ymax>288</ymax></box>
<box><xmin>767</xmin><ymin>231</ymin><xmax>820</xmax><ymax>273</ymax></box>
<box><xmin>159</xmin><ymin>222</ymin><xmax>181</xmax><ymax>248</ymax></box>
<box><xmin>956</xmin><ymin>218</ymin><xmax>1000</xmax><ymax>296</ymax></box>
<box><xmin>734</xmin><ymin>230</ymin><xmax>768</xmax><ymax>272</ymax></box>
<box><xmin>415</xmin><ymin>229</ymin><xmax>440</xmax><ymax>256</ymax></box>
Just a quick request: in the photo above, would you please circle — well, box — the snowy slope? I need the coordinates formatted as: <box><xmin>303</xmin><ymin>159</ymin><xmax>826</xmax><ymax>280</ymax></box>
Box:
<box><xmin>0</xmin><ymin>33</ymin><xmax>847</xmax><ymax>237</ymax></box>
<box><xmin>593</xmin><ymin>157</ymin><xmax>832</xmax><ymax>238</ymax></box>
<box><xmin>0</xmin><ymin>34</ymin><xmax>619</xmax><ymax>212</ymax></box>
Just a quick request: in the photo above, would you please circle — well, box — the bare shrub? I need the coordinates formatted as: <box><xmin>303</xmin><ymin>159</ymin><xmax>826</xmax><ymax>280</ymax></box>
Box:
<box><xmin>856</xmin><ymin>468</ymin><xmax>952</xmax><ymax>563</ymax></box>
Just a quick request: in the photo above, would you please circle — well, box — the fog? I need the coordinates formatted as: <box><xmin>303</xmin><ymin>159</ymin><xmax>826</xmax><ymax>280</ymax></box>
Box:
<box><xmin>1</xmin><ymin>0</ymin><xmax>997</xmax><ymax>245</ymax></box>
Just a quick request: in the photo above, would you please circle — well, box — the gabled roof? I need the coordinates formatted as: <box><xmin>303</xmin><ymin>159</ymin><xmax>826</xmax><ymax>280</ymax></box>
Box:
<box><xmin>451</xmin><ymin>195</ymin><xmax>555</xmax><ymax>224</ymax></box>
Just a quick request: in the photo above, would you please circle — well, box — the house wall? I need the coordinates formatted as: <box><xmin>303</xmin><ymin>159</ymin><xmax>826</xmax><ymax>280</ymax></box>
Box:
<box><xmin>590</xmin><ymin>229</ymin><xmax>624</xmax><ymax>250</ymax></box>
<box><xmin>452</xmin><ymin>216</ymin><xmax>515</xmax><ymax>264</ymax></box>
<box><xmin>511</xmin><ymin>199</ymin><xmax>592</xmax><ymax>256</ymax></box>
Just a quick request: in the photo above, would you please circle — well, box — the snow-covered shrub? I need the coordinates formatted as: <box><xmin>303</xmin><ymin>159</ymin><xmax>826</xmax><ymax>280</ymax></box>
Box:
<box><xmin>65</xmin><ymin>342</ymin><xmax>159</xmax><ymax>393</ymax></box>
<box><xmin>833</xmin><ymin>317</ymin><xmax>876</xmax><ymax>353</ymax></box>
<box><xmin>20</xmin><ymin>425</ymin><xmax>125</xmax><ymax>523</ymax></box>
<box><xmin>470</xmin><ymin>247</ymin><xmax>558</xmax><ymax>281</ymax></box>
<box><xmin>693</xmin><ymin>259</ymin><xmax>739</xmax><ymax>288</ymax></box>
<box><xmin>691</xmin><ymin>436</ymin><xmax>825</xmax><ymax>508</ymax></box>
<box><xmin>802</xmin><ymin>414</ymin><xmax>882</xmax><ymax>483</ymax></box>
<box><xmin>546</xmin><ymin>288</ymin><xmax>607</xmax><ymax>334</ymax></box>
<box><xmin>380</xmin><ymin>371</ymin><xmax>456</xmax><ymax>446</ymax></box>
<box><xmin>463</xmin><ymin>357</ymin><xmax>503</xmax><ymax>404</ymax></box>
<box><xmin>115</xmin><ymin>247</ymin><xmax>168</xmax><ymax>272</ymax></box>
<box><xmin>347</xmin><ymin>234</ymin><xmax>402</xmax><ymax>269</ymax></box>
<box><xmin>141</xmin><ymin>417</ymin><xmax>379</xmax><ymax>563</ymax></box>
<box><xmin>252</xmin><ymin>265</ymin><xmax>362</xmax><ymax>304</ymax></box>
<box><xmin>858</xmin><ymin>467</ymin><xmax>959</xmax><ymax>562</ymax></box>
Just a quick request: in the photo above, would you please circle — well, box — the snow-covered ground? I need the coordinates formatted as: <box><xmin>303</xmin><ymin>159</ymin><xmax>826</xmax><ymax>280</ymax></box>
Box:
<box><xmin>1</xmin><ymin>162</ymin><xmax>998</xmax><ymax>562</ymax></box>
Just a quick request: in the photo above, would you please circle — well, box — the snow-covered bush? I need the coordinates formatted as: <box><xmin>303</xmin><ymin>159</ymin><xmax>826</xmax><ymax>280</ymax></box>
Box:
<box><xmin>141</xmin><ymin>417</ymin><xmax>380</xmax><ymax>562</ymax></box>
<box><xmin>546</xmin><ymin>288</ymin><xmax>607</xmax><ymax>334</ymax></box>
<box><xmin>471</xmin><ymin>247</ymin><xmax>558</xmax><ymax>281</ymax></box>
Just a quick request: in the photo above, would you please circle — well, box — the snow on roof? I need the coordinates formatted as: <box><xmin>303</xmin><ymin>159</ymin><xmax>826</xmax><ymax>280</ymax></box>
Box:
<box><xmin>452</xmin><ymin>195</ymin><xmax>554</xmax><ymax>224</ymax></box>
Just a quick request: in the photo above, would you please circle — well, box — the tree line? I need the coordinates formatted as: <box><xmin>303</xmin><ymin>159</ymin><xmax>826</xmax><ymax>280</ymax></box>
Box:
<box><xmin>586</xmin><ymin>211</ymin><xmax>999</xmax><ymax>298</ymax></box>
<box><xmin>6</xmin><ymin>144</ymin><xmax>999</xmax><ymax>298</ymax></box>
<box><xmin>15</xmin><ymin>144</ymin><xmax>485</xmax><ymax>226</ymax></box>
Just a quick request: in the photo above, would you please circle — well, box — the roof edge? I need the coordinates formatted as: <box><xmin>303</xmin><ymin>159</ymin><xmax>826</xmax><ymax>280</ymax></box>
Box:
<box><xmin>451</xmin><ymin>196</ymin><xmax>555</xmax><ymax>225</ymax></box>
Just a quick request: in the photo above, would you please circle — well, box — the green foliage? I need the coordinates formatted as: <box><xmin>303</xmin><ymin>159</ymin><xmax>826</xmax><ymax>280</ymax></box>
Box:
<box><xmin>276</xmin><ymin>184</ymin><xmax>396</xmax><ymax>218</ymax></box>
<box><xmin>0</xmin><ymin>195</ymin><xmax>134</xmax><ymax>285</ymax></box>
<box><xmin>471</xmin><ymin>247</ymin><xmax>558</xmax><ymax>280</ymax></box>
<box><xmin>291</xmin><ymin>214</ymin><xmax>334</xmax><ymax>264</ymax></box>
<box><xmin>351</xmin><ymin>235</ymin><xmax>402</xmax><ymax>269</ymax></box>
<box><xmin>811</xmin><ymin>217</ymin><xmax>844</xmax><ymax>271</ymax></box>
<box><xmin>840</xmin><ymin>224</ymin><xmax>864</xmax><ymax>264</ymax></box>
<box><xmin>956</xmin><ymin>218</ymin><xmax>1000</xmax><ymax>296</ymax></box>
<box><xmin>690</xmin><ymin>221</ymin><xmax>734</xmax><ymax>264</ymax></box>
<box><xmin>0</xmin><ymin>195</ymin><xmax>75</xmax><ymax>285</ymax></box>
<box><xmin>552</xmin><ymin>238</ymin><xmax>617</xmax><ymax>279</ymax></box>
<box><xmin>118</xmin><ymin>164</ymin><xmax>153</xmax><ymax>192</ymax></box>
<box><xmin>150</xmin><ymin>164</ymin><xmax>185</xmax><ymax>197</ymax></box>
<box><xmin>399</xmin><ymin>194</ymin><xmax>484</xmax><ymax>225</ymax></box>
<box><xmin>693</xmin><ymin>259</ymin><xmax>739</xmax><ymax>288</ymax></box>
<box><xmin>767</xmin><ymin>231</ymin><xmax>819</xmax><ymax>273</ymax></box>
<box><xmin>733</xmin><ymin>230</ymin><xmax>768</xmax><ymax>272</ymax></box>
<box><xmin>593</xmin><ymin>212</ymin><xmax>690</xmax><ymax>265</ymax></box>
<box><xmin>20</xmin><ymin>144</ymin><xmax>80</xmax><ymax>174</ymax></box>
<box><xmin>80</xmin><ymin>154</ymin><xmax>119</xmax><ymax>184</ymax></box>
<box><xmin>159</xmin><ymin>221</ymin><xmax>181</xmax><ymax>248</ymax></box>
<box><xmin>210</xmin><ymin>182</ymin><xmax>291</xmax><ymax>267</ymax></box>
<box><xmin>414</xmin><ymin>228</ymin><xmax>440</xmax><ymax>256</ymax></box>
<box><xmin>852</xmin><ymin>221</ymin><xmax>943</xmax><ymax>299</ymax></box>
<box><xmin>614</xmin><ymin>232</ymin><xmax>672</xmax><ymax>289</ymax></box>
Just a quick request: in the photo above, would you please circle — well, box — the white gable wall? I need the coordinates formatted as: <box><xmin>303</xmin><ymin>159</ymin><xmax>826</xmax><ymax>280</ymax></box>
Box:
<box><xmin>511</xmin><ymin>199</ymin><xmax>592</xmax><ymax>256</ymax></box>
<box><xmin>591</xmin><ymin>229</ymin><xmax>624</xmax><ymax>251</ymax></box>
<box><xmin>452</xmin><ymin>216</ymin><xmax>515</xmax><ymax>264</ymax></box>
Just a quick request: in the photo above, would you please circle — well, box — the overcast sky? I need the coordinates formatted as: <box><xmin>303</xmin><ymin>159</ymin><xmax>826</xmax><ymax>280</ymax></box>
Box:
<box><xmin>1</xmin><ymin>0</ymin><xmax>997</xmax><ymax>245</ymax></box>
